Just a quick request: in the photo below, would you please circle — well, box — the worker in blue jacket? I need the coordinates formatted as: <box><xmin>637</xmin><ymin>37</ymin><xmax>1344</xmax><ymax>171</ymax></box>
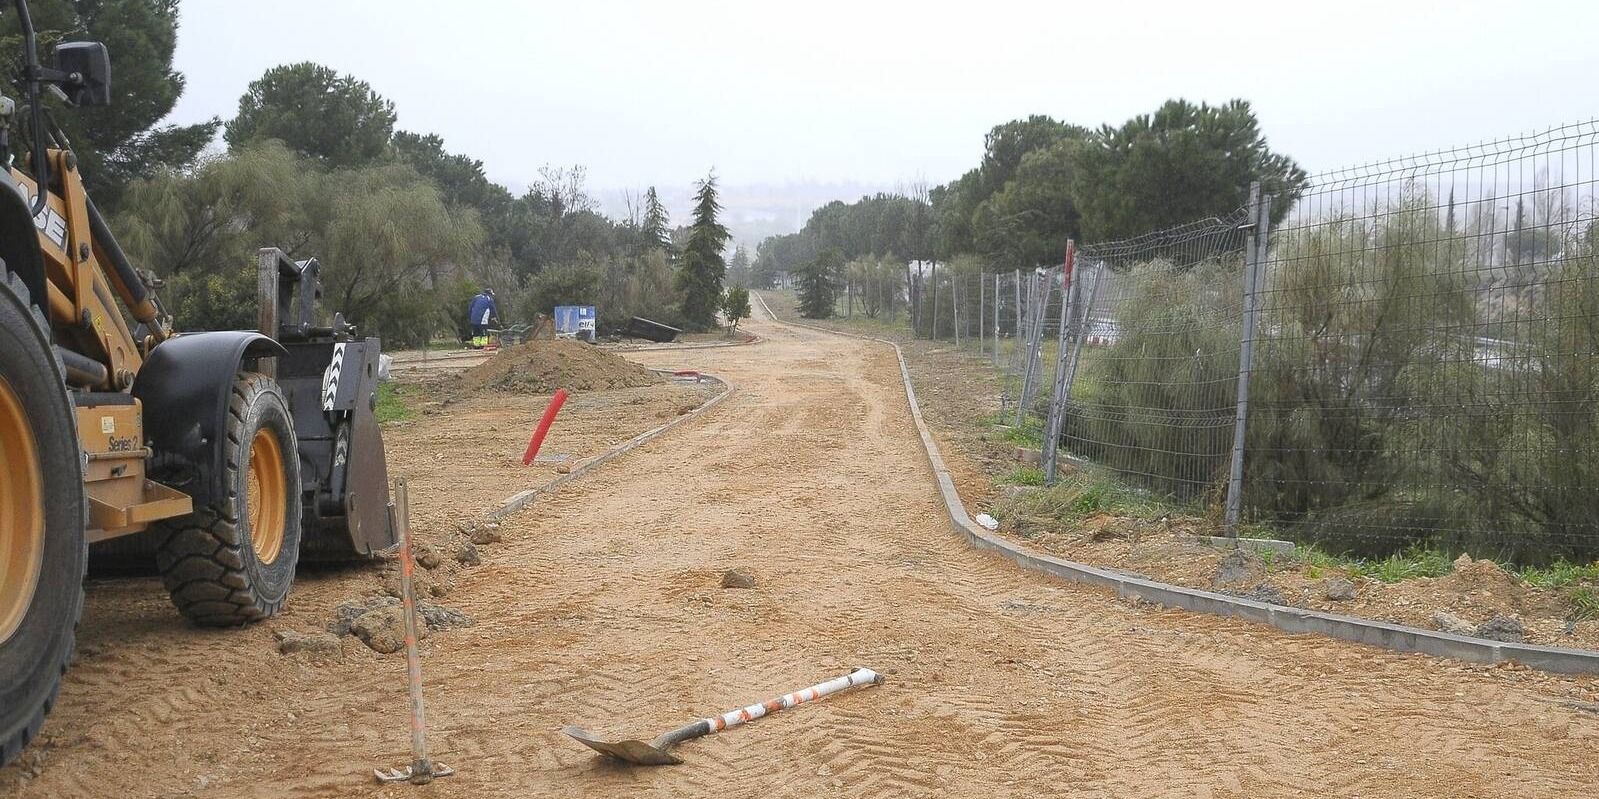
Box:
<box><xmin>467</xmin><ymin>288</ymin><xmax>499</xmax><ymax>348</ymax></box>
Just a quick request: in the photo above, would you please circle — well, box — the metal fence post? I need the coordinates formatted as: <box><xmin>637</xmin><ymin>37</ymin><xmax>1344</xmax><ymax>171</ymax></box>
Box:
<box><xmin>992</xmin><ymin>272</ymin><xmax>1001</xmax><ymax>367</ymax></box>
<box><xmin>978</xmin><ymin>272</ymin><xmax>985</xmax><ymax>355</ymax></box>
<box><xmin>1061</xmin><ymin>259</ymin><xmax>1102</xmax><ymax>398</ymax></box>
<box><xmin>1014</xmin><ymin>269</ymin><xmax>1023</xmax><ymax>356</ymax></box>
<box><xmin>1016</xmin><ymin>267</ymin><xmax>1051</xmax><ymax>427</ymax></box>
<box><xmin>953</xmin><ymin>275</ymin><xmax>962</xmax><ymax>348</ymax></box>
<box><xmin>1042</xmin><ymin>241</ymin><xmax>1078</xmax><ymax>482</ymax></box>
<box><xmin>1224</xmin><ymin>183</ymin><xmax>1271</xmax><ymax>536</ymax></box>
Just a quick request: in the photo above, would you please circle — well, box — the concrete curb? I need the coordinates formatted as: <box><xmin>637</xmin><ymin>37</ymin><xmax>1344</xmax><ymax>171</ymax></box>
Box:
<box><xmin>486</xmin><ymin>370</ymin><xmax>735</xmax><ymax>520</ymax></box>
<box><xmin>752</xmin><ymin>292</ymin><xmax>1599</xmax><ymax>675</ymax></box>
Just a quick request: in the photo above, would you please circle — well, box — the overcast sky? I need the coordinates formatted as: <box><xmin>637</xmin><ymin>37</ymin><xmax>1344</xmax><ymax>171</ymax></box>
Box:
<box><xmin>167</xmin><ymin>0</ymin><xmax>1598</xmax><ymax>228</ymax></box>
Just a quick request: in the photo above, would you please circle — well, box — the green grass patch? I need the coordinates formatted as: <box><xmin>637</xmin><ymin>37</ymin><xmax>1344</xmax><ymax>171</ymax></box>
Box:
<box><xmin>1514</xmin><ymin>560</ymin><xmax>1599</xmax><ymax>589</ymax></box>
<box><xmin>999</xmin><ymin>466</ymin><xmax>1045</xmax><ymax>486</ymax></box>
<box><xmin>1569</xmin><ymin>588</ymin><xmax>1599</xmax><ymax>621</ymax></box>
<box><xmin>988</xmin><ymin>411</ymin><xmax>1044</xmax><ymax>448</ymax></box>
<box><xmin>1345</xmin><ymin>545</ymin><xmax>1454</xmax><ymax>583</ymax></box>
<box><xmin>993</xmin><ymin>468</ymin><xmax>1172</xmax><ymax>525</ymax></box>
<box><xmin>374</xmin><ymin>383</ymin><xmax>412</xmax><ymax>423</ymax></box>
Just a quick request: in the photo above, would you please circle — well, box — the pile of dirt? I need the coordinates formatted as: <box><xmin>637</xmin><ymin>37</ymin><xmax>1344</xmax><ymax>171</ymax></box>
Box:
<box><xmin>460</xmin><ymin>339</ymin><xmax>660</xmax><ymax>394</ymax></box>
<box><xmin>1377</xmin><ymin>554</ymin><xmax>1571</xmax><ymax>624</ymax></box>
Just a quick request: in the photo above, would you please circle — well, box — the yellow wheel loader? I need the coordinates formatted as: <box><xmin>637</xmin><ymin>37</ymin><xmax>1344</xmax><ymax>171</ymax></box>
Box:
<box><xmin>0</xmin><ymin>2</ymin><xmax>396</xmax><ymax>766</ymax></box>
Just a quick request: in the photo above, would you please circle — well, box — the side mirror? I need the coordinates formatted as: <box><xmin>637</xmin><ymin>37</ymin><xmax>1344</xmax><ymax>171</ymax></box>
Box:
<box><xmin>53</xmin><ymin>41</ymin><xmax>111</xmax><ymax>107</ymax></box>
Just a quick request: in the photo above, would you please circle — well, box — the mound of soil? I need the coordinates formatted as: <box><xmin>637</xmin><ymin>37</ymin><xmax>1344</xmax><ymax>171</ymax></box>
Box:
<box><xmin>461</xmin><ymin>340</ymin><xmax>660</xmax><ymax>394</ymax></box>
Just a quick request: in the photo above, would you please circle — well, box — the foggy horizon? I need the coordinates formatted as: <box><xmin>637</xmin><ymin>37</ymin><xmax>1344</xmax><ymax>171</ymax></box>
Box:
<box><xmin>163</xmin><ymin>0</ymin><xmax>1599</xmax><ymax>241</ymax></box>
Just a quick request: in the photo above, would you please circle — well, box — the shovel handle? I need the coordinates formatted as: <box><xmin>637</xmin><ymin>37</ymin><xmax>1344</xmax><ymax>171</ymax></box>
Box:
<box><xmin>652</xmin><ymin>667</ymin><xmax>882</xmax><ymax>749</ymax></box>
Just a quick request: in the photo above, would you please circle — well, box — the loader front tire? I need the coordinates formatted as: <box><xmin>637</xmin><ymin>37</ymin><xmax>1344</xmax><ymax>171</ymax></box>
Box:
<box><xmin>155</xmin><ymin>373</ymin><xmax>302</xmax><ymax>626</ymax></box>
<box><xmin>0</xmin><ymin>263</ymin><xmax>86</xmax><ymax>769</ymax></box>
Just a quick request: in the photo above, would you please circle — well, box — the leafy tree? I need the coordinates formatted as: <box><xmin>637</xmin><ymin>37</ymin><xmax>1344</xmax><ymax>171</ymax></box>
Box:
<box><xmin>752</xmin><ymin>231</ymin><xmax>811</xmax><ymax>288</ymax></box>
<box><xmin>225</xmin><ymin>62</ymin><xmax>396</xmax><ymax>167</ymax></box>
<box><xmin>115</xmin><ymin>142</ymin><xmax>482</xmax><ymax>346</ymax></box>
<box><xmin>973</xmin><ymin>137</ymin><xmax>1085</xmax><ymax>267</ymax></box>
<box><xmin>392</xmin><ymin>130</ymin><xmax>512</xmax><ymax>216</ymax></box>
<box><xmin>797</xmin><ymin>249</ymin><xmax>844</xmax><ymax>318</ymax></box>
<box><xmin>115</xmin><ymin>142</ymin><xmax>319</xmax><ymax>330</ymax></box>
<box><xmin>0</xmin><ymin>0</ymin><xmax>219</xmax><ymax>208</ymax></box>
<box><xmin>847</xmin><ymin>254</ymin><xmax>904</xmax><ymax>319</ymax></box>
<box><xmin>641</xmin><ymin>186</ymin><xmax>672</xmax><ymax>254</ymax></box>
<box><xmin>722</xmin><ymin>285</ymin><xmax>751</xmax><ymax>330</ymax></box>
<box><xmin>523</xmin><ymin>259</ymin><xmax>602</xmax><ymax>318</ymax></box>
<box><xmin>676</xmin><ymin>173</ymin><xmax>730</xmax><ymax>330</ymax></box>
<box><xmin>1070</xmin><ymin>99</ymin><xmax>1306</xmax><ymax>240</ymax></box>
<box><xmin>726</xmin><ymin>244</ymin><xmax>751</xmax><ymax>287</ymax></box>
<box><xmin>976</xmin><ymin>115</ymin><xmax>1086</xmax><ymax>197</ymax></box>
<box><xmin>319</xmin><ymin>162</ymin><xmax>482</xmax><ymax>340</ymax></box>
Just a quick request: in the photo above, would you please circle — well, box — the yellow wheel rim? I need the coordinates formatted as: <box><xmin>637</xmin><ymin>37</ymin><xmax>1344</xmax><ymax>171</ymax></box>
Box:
<box><xmin>246</xmin><ymin>428</ymin><xmax>287</xmax><ymax>565</ymax></box>
<box><xmin>0</xmin><ymin>376</ymin><xmax>45</xmax><ymax>644</ymax></box>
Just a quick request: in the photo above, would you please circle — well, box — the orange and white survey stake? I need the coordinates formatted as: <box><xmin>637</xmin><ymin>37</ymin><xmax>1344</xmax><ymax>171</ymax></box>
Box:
<box><xmin>564</xmin><ymin>668</ymin><xmax>884</xmax><ymax>766</ymax></box>
<box><xmin>374</xmin><ymin>477</ymin><xmax>455</xmax><ymax>785</ymax></box>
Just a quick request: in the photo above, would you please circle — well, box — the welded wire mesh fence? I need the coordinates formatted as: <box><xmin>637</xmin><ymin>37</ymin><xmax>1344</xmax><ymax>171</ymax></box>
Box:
<box><xmin>1242</xmin><ymin>121</ymin><xmax>1599</xmax><ymax>562</ymax></box>
<box><xmin>1043</xmin><ymin>120</ymin><xmax>1599</xmax><ymax>564</ymax></box>
<box><xmin>1051</xmin><ymin>212</ymin><xmax>1252</xmax><ymax>498</ymax></box>
<box><xmin>816</xmin><ymin>122</ymin><xmax>1599</xmax><ymax>563</ymax></box>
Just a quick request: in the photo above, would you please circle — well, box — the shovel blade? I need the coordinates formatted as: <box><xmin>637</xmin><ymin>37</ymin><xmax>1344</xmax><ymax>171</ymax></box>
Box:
<box><xmin>562</xmin><ymin>726</ymin><xmax>683</xmax><ymax>766</ymax></box>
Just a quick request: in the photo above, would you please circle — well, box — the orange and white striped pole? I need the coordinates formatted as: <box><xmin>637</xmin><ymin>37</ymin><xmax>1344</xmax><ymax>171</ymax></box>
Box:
<box><xmin>375</xmin><ymin>477</ymin><xmax>455</xmax><ymax>785</ymax></box>
<box><xmin>564</xmin><ymin>668</ymin><xmax>884</xmax><ymax>765</ymax></box>
<box><xmin>702</xmin><ymin>668</ymin><xmax>882</xmax><ymax>734</ymax></box>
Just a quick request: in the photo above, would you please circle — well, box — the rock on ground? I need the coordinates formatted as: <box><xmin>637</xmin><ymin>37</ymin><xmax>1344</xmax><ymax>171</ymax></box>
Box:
<box><xmin>419</xmin><ymin>604</ymin><xmax>474</xmax><ymax>631</ymax></box>
<box><xmin>330</xmin><ymin>596</ymin><xmax>399</xmax><ymax>636</ymax></box>
<box><xmin>469</xmin><ymin>523</ymin><xmax>503</xmax><ymax>545</ymax></box>
<box><xmin>275</xmin><ymin>630</ymin><xmax>343</xmax><ymax>658</ymax></box>
<box><xmin>1432</xmin><ymin>611</ymin><xmax>1476</xmax><ymax>636</ymax></box>
<box><xmin>721</xmin><ymin>569</ymin><xmax>756</xmax><ymax>589</ymax></box>
<box><xmin>456</xmin><ymin>541</ymin><xmax>481</xmax><ymax>566</ymax></box>
<box><xmin>350</xmin><ymin>605</ymin><xmax>426</xmax><ymax>654</ymax></box>
<box><xmin>1476</xmin><ymin>614</ymin><xmax>1526</xmax><ymax>643</ymax></box>
<box><xmin>414</xmin><ymin>544</ymin><xmax>443</xmax><ymax>570</ymax></box>
<box><xmin>1322</xmin><ymin>577</ymin><xmax>1357</xmax><ymax>601</ymax></box>
<box><xmin>331</xmin><ymin>596</ymin><xmax>473</xmax><ymax>651</ymax></box>
<box><xmin>1212</xmin><ymin>549</ymin><xmax>1262</xmax><ymax>588</ymax></box>
<box><xmin>1244</xmin><ymin>582</ymin><xmax>1289</xmax><ymax>606</ymax></box>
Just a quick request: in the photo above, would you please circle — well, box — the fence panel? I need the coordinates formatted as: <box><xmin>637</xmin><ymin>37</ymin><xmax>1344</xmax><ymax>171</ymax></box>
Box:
<box><xmin>1247</xmin><ymin>121</ymin><xmax>1599</xmax><ymax>562</ymax></box>
<box><xmin>1057</xmin><ymin>211</ymin><xmax>1251</xmax><ymax>499</ymax></box>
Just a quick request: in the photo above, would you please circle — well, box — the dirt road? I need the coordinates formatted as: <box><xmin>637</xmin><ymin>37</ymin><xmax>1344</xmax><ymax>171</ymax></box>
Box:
<box><xmin>6</xmin><ymin>314</ymin><xmax>1597</xmax><ymax>798</ymax></box>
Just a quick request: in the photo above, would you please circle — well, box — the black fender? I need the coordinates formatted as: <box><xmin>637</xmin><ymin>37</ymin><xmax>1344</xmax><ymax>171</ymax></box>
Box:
<box><xmin>131</xmin><ymin>331</ymin><xmax>287</xmax><ymax>507</ymax></box>
<box><xmin>0</xmin><ymin>168</ymin><xmax>48</xmax><ymax>306</ymax></box>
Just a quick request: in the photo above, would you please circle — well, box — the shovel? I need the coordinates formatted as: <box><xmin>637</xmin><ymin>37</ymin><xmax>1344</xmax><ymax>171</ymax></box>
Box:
<box><xmin>563</xmin><ymin>667</ymin><xmax>883</xmax><ymax>766</ymax></box>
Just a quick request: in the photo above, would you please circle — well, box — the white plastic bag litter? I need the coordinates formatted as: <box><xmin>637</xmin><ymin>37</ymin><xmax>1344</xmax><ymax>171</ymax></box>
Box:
<box><xmin>975</xmin><ymin>513</ymin><xmax>999</xmax><ymax>531</ymax></box>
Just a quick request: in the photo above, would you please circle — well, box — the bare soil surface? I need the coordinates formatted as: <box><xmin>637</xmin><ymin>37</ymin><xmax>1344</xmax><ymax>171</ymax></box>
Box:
<box><xmin>4</xmin><ymin>311</ymin><xmax>1598</xmax><ymax>798</ymax></box>
<box><xmin>756</xmin><ymin>291</ymin><xmax>1599</xmax><ymax>653</ymax></box>
<box><xmin>461</xmin><ymin>340</ymin><xmax>660</xmax><ymax>394</ymax></box>
<box><xmin>1007</xmin><ymin>512</ymin><xmax>1599</xmax><ymax>651</ymax></box>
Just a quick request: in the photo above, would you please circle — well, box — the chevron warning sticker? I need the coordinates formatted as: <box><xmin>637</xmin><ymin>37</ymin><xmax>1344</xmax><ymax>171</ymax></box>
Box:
<box><xmin>321</xmin><ymin>343</ymin><xmax>346</xmax><ymax>411</ymax></box>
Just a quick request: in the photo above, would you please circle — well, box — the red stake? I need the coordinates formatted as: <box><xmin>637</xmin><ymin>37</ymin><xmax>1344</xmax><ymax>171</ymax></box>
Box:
<box><xmin>522</xmin><ymin>388</ymin><xmax>569</xmax><ymax>465</ymax></box>
<box><xmin>1062</xmin><ymin>238</ymin><xmax>1076</xmax><ymax>294</ymax></box>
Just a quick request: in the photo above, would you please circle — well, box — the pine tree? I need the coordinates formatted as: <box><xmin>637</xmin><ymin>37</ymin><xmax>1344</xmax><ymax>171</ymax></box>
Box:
<box><xmin>727</xmin><ymin>244</ymin><xmax>752</xmax><ymax>287</ymax></box>
<box><xmin>798</xmin><ymin>249</ymin><xmax>844</xmax><ymax>318</ymax></box>
<box><xmin>722</xmin><ymin>285</ymin><xmax>752</xmax><ymax>330</ymax></box>
<box><xmin>642</xmin><ymin>186</ymin><xmax>673</xmax><ymax>255</ymax></box>
<box><xmin>675</xmin><ymin>173</ymin><xmax>731</xmax><ymax>330</ymax></box>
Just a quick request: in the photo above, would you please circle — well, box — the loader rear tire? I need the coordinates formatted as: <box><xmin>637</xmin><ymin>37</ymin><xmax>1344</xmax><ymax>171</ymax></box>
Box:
<box><xmin>0</xmin><ymin>264</ymin><xmax>86</xmax><ymax>769</ymax></box>
<box><xmin>154</xmin><ymin>373</ymin><xmax>302</xmax><ymax>626</ymax></box>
